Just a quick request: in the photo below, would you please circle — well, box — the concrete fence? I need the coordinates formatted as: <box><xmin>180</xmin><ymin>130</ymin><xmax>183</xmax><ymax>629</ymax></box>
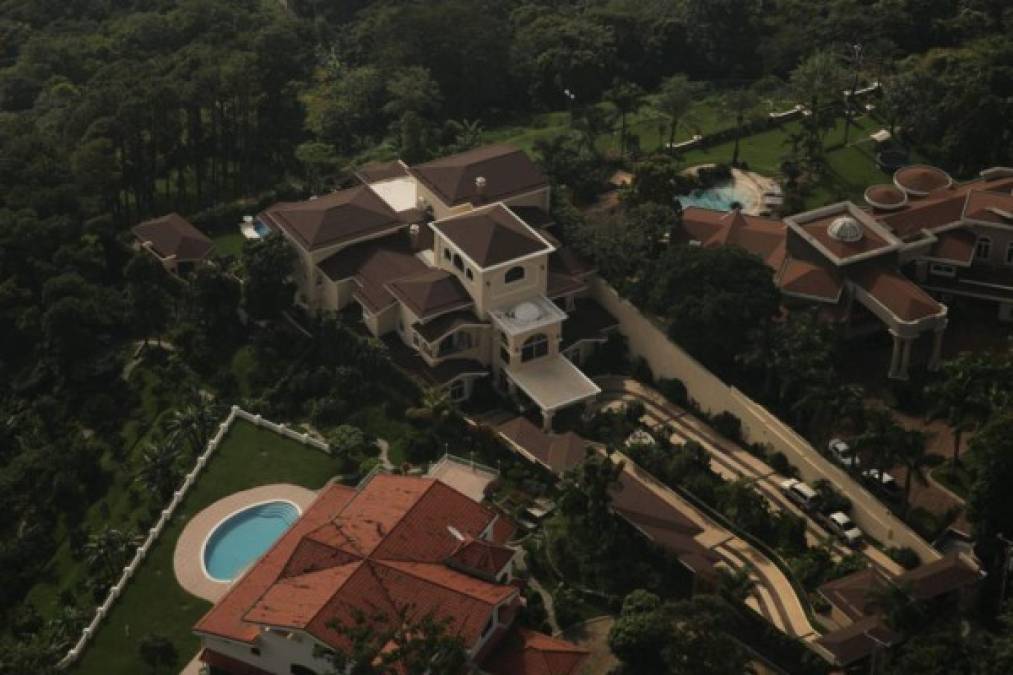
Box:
<box><xmin>58</xmin><ymin>406</ymin><xmax>330</xmax><ymax>669</ymax></box>
<box><xmin>589</xmin><ymin>276</ymin><xmax>941</xmax><ymax>564</ymax></box>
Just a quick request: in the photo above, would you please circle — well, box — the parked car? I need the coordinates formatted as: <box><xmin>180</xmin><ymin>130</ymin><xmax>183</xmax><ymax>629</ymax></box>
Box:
<box><xmin>827</xmin><ymin>511</ymin><xmax>863</xmax><ymax>547</ymax></box>
<box><xmin>828</xmin><ymin>438</ymin><xmax>860</xmax><ymax>468</ymax></box>
<box><xmin>862</xmin><ymin>468</ymin><xmax>901</xmax><ymax>497</ymax></box>
<box><xmin>780</xmin><ymin>478</ymin><xmax>819</xmax><ymax>511</ymax></box>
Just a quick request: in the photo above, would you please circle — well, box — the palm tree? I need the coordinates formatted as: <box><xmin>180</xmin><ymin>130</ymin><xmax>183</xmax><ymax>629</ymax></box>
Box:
<box><xmin>135</xmin><ymin>439</ymin><xmax>181</xmax><ymax>502</ymax></box>
<box><xmin>656</xmin><ymin>75</ymin><xmax>703</xmax><ymax>152</ymax></box>
<box><xmin>84</xmin><ymin>526</ymin><xmax>140</xmax><ymax>579</ymax></box>
<box><xmin>604</xmin><ymin>79</ymin><xmax>645</xmax><ymax>157</ymax></box>
<box><xmin>894</xmin><ymin>428</ymin><xmax>934</xmax><ymax>503</ymax></box>
<box><xmin>720</xmin><ymin>87</ymin><xmax>760</xmax><ymax>166</ymax></box>
<box><xmin>570</xmin><ymin>103</ymin><xmax>611</xmax><ymax>154</ymax></box>
<box><xmin>406</xmin><ymin>387</ymin><xmax>454</xmax><ymax>425</ymax></box>
<box><xmin>927</xmin><ymin>351</ymin><xmax>1003</xmax><ymax>465</ymax></box>
<box><xmin>852</xmin><ymin>408</ymin><xmax>902</xmax><ymax>476</ymax></box>
<box><xmin>165</xmin><ymin>400</ymin><xmax>218</xmax><ymax>455</ymax></box>
<box><xmin>789</xmin><ymin>50</ymin><xmax>848</xmax><ymax>172</ymax></box>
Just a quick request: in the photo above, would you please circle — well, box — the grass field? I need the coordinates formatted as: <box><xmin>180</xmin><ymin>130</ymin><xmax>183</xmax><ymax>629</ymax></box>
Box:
<box><xmin>211</xmin><ymin>231</ymin><xmax>246</xmax><ymax>259</ymax></box>
<box><xmin>71</xmin><ymin>419</ymin><xmax>342</xmax><ymax>675</ymax></box>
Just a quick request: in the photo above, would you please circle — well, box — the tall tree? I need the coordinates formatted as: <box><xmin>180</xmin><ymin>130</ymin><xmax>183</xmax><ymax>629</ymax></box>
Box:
<box><xmin>241</xmin><ymin>233</ymin><xmax>297</xmax><ymax>321</ymax></box>
<box><xmin>720</xmin><ymin>86</ymin><xmax>761</xmax><ymax>166</ymax></box>
<box><xmin>134</xmin><ymin>439</ymin><xmax>181</xmax><ymax>502</ymax></box>
<box><xmin>656</xmin><ymin>75</ymin><xmax>703</xmax><ymax>152</ymax></box>
<box><xmin>604</xmin><ymin>79</ymin><xmax>646</xmax><ymax>157</ymax></box>
<box><xmin>790</xmin><ymin>50</ymin><xmax>848</xmax><ymax>173</ymax></box>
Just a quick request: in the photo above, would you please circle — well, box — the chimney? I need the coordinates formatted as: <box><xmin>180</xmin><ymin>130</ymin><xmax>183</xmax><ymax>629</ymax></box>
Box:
<box><xmin>475</xmin><ymin>176</ymin><xmax>487</xmax><ymax>202</ymax></box>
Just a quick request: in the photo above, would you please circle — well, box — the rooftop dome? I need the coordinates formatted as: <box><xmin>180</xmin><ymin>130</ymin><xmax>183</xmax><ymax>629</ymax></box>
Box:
<box><xmin>894</xmin><ymin>165</ymin><xmax>952</xmax><ymax>196</ymax></box>
<box><xmin>511</xmin><ymin>301</ymin><xmax>542</xmax><ymax>324</ymax></box>
<box><xmin>864</xmin><ymin>184</ymin><xmax>908</xmax><ymax>210</ymax></box>
<box><xmin>828</xmin><ymin>216</ymin><xmax>864</xmax><ymax>243</ymax></box>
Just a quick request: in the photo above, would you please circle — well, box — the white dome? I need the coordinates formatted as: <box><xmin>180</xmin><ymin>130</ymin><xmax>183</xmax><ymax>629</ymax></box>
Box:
<box><xmin>828</xmin><ymin>216</ymin><xmax>863</xmax><ymax>243</ymax></box>
<box><xmin>512</xmin><ymin>301</ymin><xmax>542</xmax><ymax>324</ymax></box>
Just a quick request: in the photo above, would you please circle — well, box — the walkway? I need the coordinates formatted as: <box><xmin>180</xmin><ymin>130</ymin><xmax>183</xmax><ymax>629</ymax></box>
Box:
<box><xmin>596</xmin><ymin>377</ymin><xmax>905</xmax><ymax>577</ymax></box>
<box><xmin>173</xmin><ymin>484</ymin><xmax>317</xmax><ymax>602</ymax></box>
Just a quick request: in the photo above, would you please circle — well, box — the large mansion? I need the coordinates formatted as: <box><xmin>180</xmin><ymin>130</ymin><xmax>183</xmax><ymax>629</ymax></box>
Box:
<box><xmin>258</xmin><ymin>144</ymin><xmax>617</xmax><ymax>429</ymax></box>
<box><xmin>194</xmin><ymin>473</ymin><xmax>588</xmax><ymax>675</ymax></box>
<box><xmin>677</xmin><ymin>165</ymin><xmax>1013</xmax><ymax>379</ymax></box>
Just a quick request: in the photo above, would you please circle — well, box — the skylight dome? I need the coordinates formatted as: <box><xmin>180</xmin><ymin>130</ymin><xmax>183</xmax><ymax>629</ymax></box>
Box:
<box><xmin>828</xmin><ymin>216</ymin><xmax>864</xmax><ymax>243</ymax></box>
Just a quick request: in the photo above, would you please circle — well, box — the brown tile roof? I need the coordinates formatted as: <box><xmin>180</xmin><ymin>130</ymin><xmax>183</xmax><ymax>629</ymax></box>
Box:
<box><xmin>815</xmin><ymin>615</ymin><xmax>899</xmax><ymax>666</ymax></box>
<box><xmin>411</xmin><ymin>144</ymin><xmax>548</xmax><ymax>207</ymax></box>
<box><xmin>496</xmin><ymin>417</ymin><xmax>588</xmax><ymax>474</ymax></box>
<box><xmin>864</xmin><ymin>184</ymin><xmax>907</xmax><ymax>209</ymax></box>
<box><xmin>894</xmin><ymin>165</ymin><xmax>952</xmax><ymax>195</ymax></box>
<box><xmin>433</xmin><ymin>204</ymin><xmax>553</xmax><ymax>268</ymax></box>
<box><xmin>818</xmin><ymin>567</ymin><xmax>888</xmax><ymax>621</ymax></box>
<box><xmin>928</xmin><ymin>228</ymin><xmax>976</xmax><ymax>265</ymax></box>
<box><xmin>132</xmin><ymin>213</ymin><xmax>213</xmax><ymax>261</ymax></box>
<box><xmin>680</xmin><ymin>208</ymin><xmax>787</xmax><ymax>268</ymax></box>
<box><xmin>195</xmin><ymin>475</ymin><xmax>533</xmax><ymax>655</ymax></box>
<box><xmin>895</xmin><ymin>552</ymin><xmax>981</xmax><ymax>601</ymax></box>
<box><xmin>260</xmin><ymin>185</ymin><xmax>401</xmax><ymax>251</ymax></box>
<box><xmin>386</xmin><ymin>269</ymin><xmax>472</xmax><ymax>319</ymax></box>
<box><xmin>355</xmin><ymin>160</ymin><xmax>409</xmax><ymax>184</ymax></box>
<box><xmin>962</xmin><ymin>189</ymin><xmax>1013</xmax><ymax>225</ymax></box>
<box><xmin>317</xmin><ymin>231</ymin><xmax>429</xmax><ymax>313</ymax></box>
<box><xmin>379</xmin><ymin>333</ymin><xmax>488</xmax><ymax>386</ymax></box>
<box><xmin>850</xmin><ymin>265</ymin><xmax>944</xmax><ymax>322</ymax></box>
<box><xmin>413</xmin><ymin>309</ymin><xmax>485</xmax><ymax>344</ymax></box>
<box><xmin>447</xmin><ymin>538</ymin><xmax>516</xmax><ymax>579</ymax></box>
<box><xmin>777</xmin><ymin>257</ymin><xmax>843</xmax><ymax>302</ymax></box>
<box><xmin>794</xmin><ymin>211</ymin><xmax>893</xmax><ymax>261</ymax></box>
<box><xmin>877</xmin><ymin>194</ymin><xmax>966</xmax><ymax>240</ymax></box>
<box><xmin>483</xmin><ymin>627</ymin><xmax>589</xmax><ymax>675</ymax></box>
<box><xmin>510</xmin><ymin>205</ymin><xmax>555</xmax><ymax>229</ymax></box>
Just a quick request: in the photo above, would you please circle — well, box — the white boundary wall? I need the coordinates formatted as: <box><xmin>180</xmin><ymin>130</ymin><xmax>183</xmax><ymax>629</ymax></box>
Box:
<box><xmin>590</xmin><ymin>276</ymin><xmax>941</xmax><ymax>564</ymax></box>
<box><xmin>58</xmin><ymin>407</ymin><xmax>329</xmax><ymax>669</ymax></box>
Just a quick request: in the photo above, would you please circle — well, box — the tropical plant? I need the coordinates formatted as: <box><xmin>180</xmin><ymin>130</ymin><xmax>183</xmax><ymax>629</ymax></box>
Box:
<box><xmin>656</xmin><ymin>75</ymin><xmax>704</xmax><ymax>151</ymax></box>
<box><xmin>789</xmin><ymin>50</ymin><xmax>848</xmax><ymax>172</ymax></box>
<box><xmin>927</xmin><ymin>351</ymin><xmax>1001</xmax><ymax>465</ymax></box>
<box><xmin>604</xmin><ymin>79</ymin><xmax>646</xmax><ymax>157</ymax></box>
<box><xmin>134</xmin><ymin>439</ymin><xmax>182</xmax><ymax>502</ymax></box>
<box><xmin>715</xmin><ymin>565</ymin><xmax>756</xmax><ymax>603</ymax></box>
<box><xmin>165</xmin><ymin>398</ymin><xmax>219</xmax><ymax>455</ymax></box>
<box><xmin>83</xmin><ymin>527</ymin><xmax>140</xmax><ymax>579</ymax></box>
<box><xmin>893</xmin><ymin>429</ymin><xmax>935</xmax><ymax>503</ymax></box>
<box><xmin>405</xmin><ymin>387</ymin><xmax>454</xmax><ymax>424</ymax></box>
<box><xmin>138</xmin><ymin>633</ymin><xmax>178</xmax><ymax>675</ymax></box>
<box><xmin>719</xmin><ymin>86</ymin><xmax>761</xmax><ymax>166</ymax></box>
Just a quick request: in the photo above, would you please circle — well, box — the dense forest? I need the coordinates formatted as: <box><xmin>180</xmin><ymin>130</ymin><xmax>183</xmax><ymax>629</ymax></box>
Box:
<box><xmin>1</xmin><ymin>0</ymin><xmax>1011</xmax><ymax>672</ymax></box>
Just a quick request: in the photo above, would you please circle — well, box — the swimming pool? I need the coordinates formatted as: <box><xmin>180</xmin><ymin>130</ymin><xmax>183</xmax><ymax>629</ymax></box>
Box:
<box><xmin>676</xmin><ymin>183</ymin><xmax>755</xmax><ymax>212</ymax></box>
<box><xmin>253</xmin><ymin>219</ymin><xmax>272</xmax><ymax>237</ymax></box>
<box><xmin>202</xmin><ymin>500</ymin><xmax>299</xmax><ymax>582</ymax></box>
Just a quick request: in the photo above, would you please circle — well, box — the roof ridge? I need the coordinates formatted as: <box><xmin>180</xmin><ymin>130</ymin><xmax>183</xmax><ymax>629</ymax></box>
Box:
<box><xmin>374</xmin><ymin>559</ymin><xmax>513</xmax><ymax>605</ymax></box>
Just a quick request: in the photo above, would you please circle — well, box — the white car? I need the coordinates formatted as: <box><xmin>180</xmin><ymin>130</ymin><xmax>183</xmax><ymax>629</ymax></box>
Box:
<box><xmin>828</xmin><ymin>438</ymin><xmax>860</xmax><ymax>468</ymax></box>
<box><xmin>862</xmin><ymin>468</ymin><xmax>901</xmax><ymax>496</ymax></box>
<box><xmin>828</xmin><ymin>511</ymin><xmax>863</xmax><ymax>547</ymax></box>
<box><xmin>780</xmin><ymin>478</ymin><xmax>818</xmax><ymax>511</ymax></box>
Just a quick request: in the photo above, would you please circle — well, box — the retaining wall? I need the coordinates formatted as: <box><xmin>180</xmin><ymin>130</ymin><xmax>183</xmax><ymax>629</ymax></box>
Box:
<box><xmin>58</xmin><ymin>407</ymin><xmax>329</xmax><ymax>669</ymax></box>
<box><xmin>590</xmin><ymin>276</ymin><xmax>941</xmax><ymax>564</ymax></box>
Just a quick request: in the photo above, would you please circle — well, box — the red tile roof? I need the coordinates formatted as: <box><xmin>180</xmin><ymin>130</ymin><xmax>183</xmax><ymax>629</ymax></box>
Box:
<box><xmin>877</xmin><ymin>194</ymin><xmax>966</xmax><ymax>240</ymax></box>
<box><xmin>680</xmin><ymin>207</ymin><xmax>787</xmax><ymax>268</ymax></box>
<box><xmin>851</xmin><ymin>265</ymin><xmax>944</xmax><ymax>322</ymax></box>
<box><xmin>962</xmin><ymin>189</ymin><xmax>1013</xmax><ymax>225</ymax></box>
<box><xmin>483</xmin><ymin>627</ymin><xmax>589</xmax><ymax>675</ymax></box>
<box><xmin>894</xmin><ymin>164</ymin><xmax>952</xmax><ymax>195</ymax></box>
<box><xmin>928</xmin><ymin>228</ymin><xmax>976</xmax><ymax>265</ymax></box>
<box><xmin>778</xmin><ymin>257</ymin><xmax>844</xmax><ymax>302</ymax></box>
<box><xmin>194</xmin><ymin>475</ymin><xmax>568</xmax><ymax>663</ymax></box>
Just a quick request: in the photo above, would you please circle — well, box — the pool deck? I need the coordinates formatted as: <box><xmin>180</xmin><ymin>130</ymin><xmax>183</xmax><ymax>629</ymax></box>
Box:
<box><xmin>173</xmin><ymin>483</ymin><xmax>317</xmax><ymax>602</ymax></box>
<box><xmin>682</xmin><ymin>165</ymin><xmax>779</xmax><ymax>216</ymax></box>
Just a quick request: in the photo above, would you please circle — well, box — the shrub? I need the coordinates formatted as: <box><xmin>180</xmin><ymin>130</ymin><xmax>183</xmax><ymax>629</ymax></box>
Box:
<box><xmin>887</xmin><ymin>546</ymin><xmax>921</xmax><ymax>570</ymax></box>
<box><xmin>711</xmin><ymin>411</ymin><xmax>743</xmax><ymax>443</ymax></box>
<box><xmin>552</xmin><ymin>585</ymin><xmax>583</xmax><ymax>629</ymax></box>
<box><xmin>769</xmin><ymin>451</ymin><xmax>798</xmax><ymax>478</ymax></box>
<box><xmin>632</xmin><ymin>357</ymin><xmax>653</xmax><ymax>384</ymax></box>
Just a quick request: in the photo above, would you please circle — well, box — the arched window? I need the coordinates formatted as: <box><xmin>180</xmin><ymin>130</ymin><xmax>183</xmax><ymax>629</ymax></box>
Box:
<box><xmin>521</xmin><ymin>333</ymin><xmax>549</xmax><ymax>362</ymax></box>
<box><xmin>505</xmin><ymin>266</ymin><xmax>525</xmax><ymax>283</ymax></box>
<box><xmin>976</xmin><ymin>236</ymin><xmax>992</xmax><ymax>261</ymax></box>
<box><xmin>465</xmin><ymin>268</ymin><xmax>474</xmax><ymax>280</ymax></box>
<box><xmin>453</xmin><ymin>253</ymin><xmax>464</xmax><ymax>271</ymax></box>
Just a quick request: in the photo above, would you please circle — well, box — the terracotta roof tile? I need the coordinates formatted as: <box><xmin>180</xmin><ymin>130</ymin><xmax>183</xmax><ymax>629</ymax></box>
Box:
<box><xmin>895</xmin><ymin>551</ymin><xmax>981</xmax><ymax>600</ymax></box>
<box><xmin>928</xmin><ymin>228</ymin><xmax>976</xmax><ymax>265</ymax></box>
<box><xmin>317</xmin><ymin>231</ymin><xmax>429</xmax><ymax>312</ymax></box>
<box><xmin>778</xmin><ymin>257</ymin><xmax>844</xmax><ymax>302</ymax></box>
<box><xmin>132</xmin><ymin>213</ymin><xmax>213</xmax><ymax>261</ymax></box>
<box><xmin>962</xmin><ymin>189</ymin><xmax>1013</xmax><ymax>225</ymax></box>
<box><xmin>878</xmin><ymin>194</ymin><xmax>966</xmax><ymax>239</ymax></box>
<box><xmin>815</xmin><ymin>616</ymin><xmax>899</xmax><ymax>666</ymax></box>
<box><xmin>850</xmin><ymin>265</ymin><xmax>943</xmax><ymax>322</ymax></box>
<box><xmin>894</xmin><ymin>165</ymin><xmax>952</xmax><ymax>195</ymax></box>
<box><xmin>448</xmin><ymin>538</ymin><xmax>516</xmax><ymax>578</ymax></box>
<box><xmin>818</xmin><ymin>567</ymin><xmax>888</xmax><ymax>621</ymax></box>
<box><xmin>483</xmin><ymin>627</ymin><xmax>589</xmax><ymax>675</ymax></box>
<box><xmin>386</xmin><ymin>269</ymin><xmax>472</xmax><ymax>319</ymax></box>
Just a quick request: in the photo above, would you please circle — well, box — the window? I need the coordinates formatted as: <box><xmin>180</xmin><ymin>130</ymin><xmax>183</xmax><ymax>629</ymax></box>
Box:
<box><xmin>505</xmin><ymin>266</ymin><xmax>525</xmax><ymax>283</ymax></box>
<box><xmin>929</xmin><ymin>263</ymin><xmax>955</xmax><ymax>278</ymax></box>
<box><xmin>465</xmin><ymin>267</ymin><xmax>474</xmax><ymax>280</ymax></box>
<box><xmin>444</xmin><ymin>247</ymin><xmax>451</xmax><ymax>260</ymax></box>
<box><xmin>976</xmin><ymin>236</ymin><xmax>992</xmax><ymax>261</ymax></box>
<box><xmin>290</xmin><ymin>666</ymin><xmax>317</xmax><ymax>675</ymax></box>
<box><xmin>453</xmin><ymin>253</ymin><xmax>464</xmax><ymax>271</ymax></box>
<box><xmin>521</xmin><ymin>333</ymin><xmax>549</xmax><ymax>362</ymax></box>
<box><xmin>1007</xmin><ymin>243</ymin><xmax>1013</xmax><ymax>266</ymax></box>
<box><xmin>450</xmin><ymin>380</ymin><xmax>466</xmax><ymax>402</ymax></box>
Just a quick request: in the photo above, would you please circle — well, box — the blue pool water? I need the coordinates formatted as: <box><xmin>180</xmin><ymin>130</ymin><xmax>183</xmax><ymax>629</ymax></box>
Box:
<box><xmin>203</xmin><ymin>501</ymin><xmax>299</xmax><ymax>581</ymax></box>
<box><xmin>676</xmin><ymin>184</ymin><xmax>754</xmax><ymax>211</ymax></box>
<box><xmin>253</xmin><ymin>219</ymin><xmax>272</xmax><ymax>237</ymax></box>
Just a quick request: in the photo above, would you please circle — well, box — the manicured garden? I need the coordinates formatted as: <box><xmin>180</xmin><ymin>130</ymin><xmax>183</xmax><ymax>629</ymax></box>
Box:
<box><xmin>71</xmin><ymin>419</ymin><xmax>343</xmax><ymax>675</ymax></box>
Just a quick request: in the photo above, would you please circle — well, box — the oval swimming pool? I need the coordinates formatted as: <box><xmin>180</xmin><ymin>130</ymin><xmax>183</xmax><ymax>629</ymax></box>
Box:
<box><xmin>203</xmin><ymin>500</ymin><xmax>300</xmax><ymax>582</ymax></box>
<box><xmin>676</xmin><ymin>183</ymin><xmax>756</xmax><ymax>212</ymax></box>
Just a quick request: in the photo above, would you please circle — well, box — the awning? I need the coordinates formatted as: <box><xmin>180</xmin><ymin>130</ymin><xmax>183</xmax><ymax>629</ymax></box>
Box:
<box><xmin>504</xmin><ymin>355</ymin><xmax>601</xmax><ymax>412</ymax></box>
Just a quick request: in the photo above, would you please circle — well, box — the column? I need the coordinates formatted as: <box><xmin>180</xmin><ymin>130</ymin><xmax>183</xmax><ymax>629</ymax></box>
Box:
<box><xmin>899</xmin><ymin>337</ymin><xmax>913</xmax><ymax>380</ymax></box>
<box><xmin>887</xmin><ymin>331</ymin><xmax>903</xmax><ymax>380</ymax></box>
<box><xmin>929</xmin><ymin>320</ymin><xmax>947</xmax><ymax>371</ymax></box>
<box><xmin>542</xmin><ymin>409</ymin><xmax>555</xmax><ymax>432</ymax></box>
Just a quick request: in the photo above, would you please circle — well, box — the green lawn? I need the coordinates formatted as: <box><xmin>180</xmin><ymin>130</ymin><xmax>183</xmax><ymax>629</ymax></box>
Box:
<box><xmin>71</xmin><ymin>419</ymin><xmax>343</xmax><ymax>675</ymax></box>
<box><xmin>212</xmin><ymin>231</ymin><xmax>246</xmax><ymax>259</ymax></box>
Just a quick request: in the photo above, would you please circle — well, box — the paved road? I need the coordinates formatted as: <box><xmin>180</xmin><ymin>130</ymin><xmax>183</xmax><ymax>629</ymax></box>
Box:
<box><xmin>596</xmin><ymin>377</ymin><xmax>905</xmax><ymax>579</ymax></box>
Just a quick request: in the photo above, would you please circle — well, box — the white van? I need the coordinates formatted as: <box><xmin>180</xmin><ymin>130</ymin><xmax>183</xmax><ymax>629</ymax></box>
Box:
<box><xmin>780</xmin><ymin>478</ymin><xmax>819</xmax><ymax>511</ymax></box>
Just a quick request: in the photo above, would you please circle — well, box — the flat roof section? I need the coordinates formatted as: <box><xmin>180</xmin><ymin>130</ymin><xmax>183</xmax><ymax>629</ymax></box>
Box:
<box><xmin>368</xmin><ymin>175</ymin><xmax>419</xmax><ymax>214</ymax></box>
<box><xmin>786</xmin><ymin>203</ymin><xmax>899</xmax><ymax>265</ymax></box>
<box><xmin>504</xmin><ymin>355</ymin><xmax>601</xmax><ymax>413</ymax></box>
